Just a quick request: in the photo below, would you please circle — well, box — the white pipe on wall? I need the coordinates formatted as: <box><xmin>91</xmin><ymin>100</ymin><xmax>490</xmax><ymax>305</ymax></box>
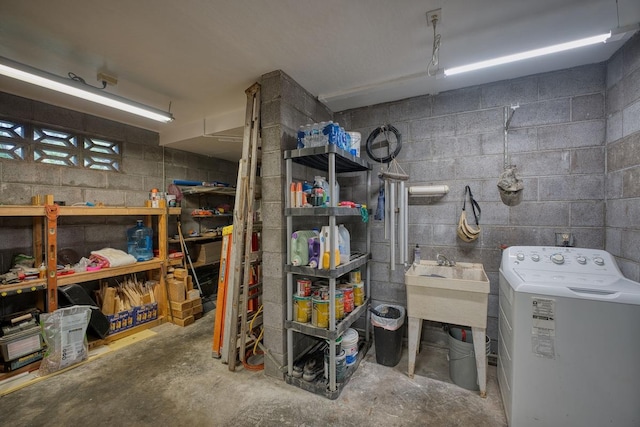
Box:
<box><xmin>409</xmin><ymin>185</ymin><xmax>449</xmax><ymax>196</ymax></box>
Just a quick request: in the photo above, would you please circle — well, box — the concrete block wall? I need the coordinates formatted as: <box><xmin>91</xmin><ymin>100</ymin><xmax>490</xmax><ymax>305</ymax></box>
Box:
<box><xmin>605</xmin><ymin>33</ymin><xmax>640</xmax><ymax>281</ymax></box>
<box><xmin>0</xmin><ymin>91</ymin><xmax>236</xmax><ymax>276</ymax></box>
<box><xmin>334</xmin><ymin>63</ymin><xmax>608</xmax><ymax>351</ymax></box>
<box><xmin>260</xmin><ymin>70</ymin><xmax>333</xmax><ymax>378</ymax></box>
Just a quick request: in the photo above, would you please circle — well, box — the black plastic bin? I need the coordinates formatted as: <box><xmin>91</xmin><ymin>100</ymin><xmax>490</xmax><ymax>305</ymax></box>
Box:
<box><xmin>371</xmin><ymin>304</ymin><xmax>406</xmax><ymax>367</ymax></box>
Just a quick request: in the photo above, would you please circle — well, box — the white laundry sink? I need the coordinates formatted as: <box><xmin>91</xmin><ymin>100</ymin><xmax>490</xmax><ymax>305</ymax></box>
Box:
<box><xmin>405</xmin><ymin>260</ymin><xmax>491</xmax><ymax>396</ymax></box>
<box><xmin>404</xmin><ymin>261</ymin><xmax>489</xmax><ymax>325</ymax></box>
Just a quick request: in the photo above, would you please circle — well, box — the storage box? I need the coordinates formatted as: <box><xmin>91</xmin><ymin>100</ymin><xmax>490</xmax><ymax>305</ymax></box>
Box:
<box><xmin>135</xmin><ymin>302</ymin><xmax>158</xmax><ymax>326</ymax></box>
<box><xmin>107</xmin><ymin>309</ymin><xmax>135</xmax><ymax>334</ymax></box>
<box><xmin>195</xmin><ymin>241</ymin><xmax>223</xmax><ymax>265</ymax></box>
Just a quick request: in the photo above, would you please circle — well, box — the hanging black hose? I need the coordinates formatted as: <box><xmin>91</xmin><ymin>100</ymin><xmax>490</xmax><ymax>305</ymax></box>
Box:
<box><xmin>365</xmin><ymin>124</ymin><xmax>402</xmax><ymax>164</ymax></box>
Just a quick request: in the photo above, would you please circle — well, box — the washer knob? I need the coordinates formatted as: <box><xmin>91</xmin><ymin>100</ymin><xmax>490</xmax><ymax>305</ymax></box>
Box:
<box><xmin>531</xmin><ymin>254</ymin><xmax>540</xmax><ymax>262</ymax></box>
<box><xmin>516</xmin><ymin>253</ymin><xmax>525</xmax><ymax>261</ymax></box>
<box><xmin>593</xmin><ymin>256</ymin><xmax>605</xmax><ymax>266</ymax></box>
<box><xmin>576</xmin><ymin>256</ymin><xmax>587</xmax><ymax>265</ymax></box>
<box><xmin>551</xmin><ymin>253</ymin><xmax>565</xmax><ymax>265</ymax></box>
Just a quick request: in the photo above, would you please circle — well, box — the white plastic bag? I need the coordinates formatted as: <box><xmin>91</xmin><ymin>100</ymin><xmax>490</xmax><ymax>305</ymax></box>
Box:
<box><xmin>371</xmin><ymin>304</ymin><xmax>406</xmax><ymax>331</ymax></box>
<box><xmin>38</xmin><ymin>306</ymin><xmax>91</xmax><ymax>376</ymax></box>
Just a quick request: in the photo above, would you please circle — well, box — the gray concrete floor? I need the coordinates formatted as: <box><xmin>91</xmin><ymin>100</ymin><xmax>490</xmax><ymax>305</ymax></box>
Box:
<box><xmin>0</xmin><ymin>310</ymin><xmax>507</xmax><ymax>426</ymax></box>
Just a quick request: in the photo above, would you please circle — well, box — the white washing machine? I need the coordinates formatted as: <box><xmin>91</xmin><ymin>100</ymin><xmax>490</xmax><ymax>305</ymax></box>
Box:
<box><xmin>498</xmin><ymin>246</ymin><xmax>640</xmax><ymax>427</ymax></box>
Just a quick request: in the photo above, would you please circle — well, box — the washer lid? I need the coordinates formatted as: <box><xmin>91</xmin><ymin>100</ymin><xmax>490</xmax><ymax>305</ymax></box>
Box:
<box><xmin>508</xmin><ymin>268</ymin><xmax>640</xmax><ymax>305</ymax></box>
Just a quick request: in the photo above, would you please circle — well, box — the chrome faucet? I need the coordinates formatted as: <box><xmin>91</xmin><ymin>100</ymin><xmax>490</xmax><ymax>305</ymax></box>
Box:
<box><xmin>437</xmin><ymin>253</ymin><xmax>456</xmax><ymax>267</ymax></box>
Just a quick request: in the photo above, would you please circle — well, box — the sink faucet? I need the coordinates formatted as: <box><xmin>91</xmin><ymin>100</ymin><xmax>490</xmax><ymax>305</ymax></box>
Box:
<box><xmin>437</xmin><ymin>253</ymin><xmax>456</xmax><ymax>267</ymax></box>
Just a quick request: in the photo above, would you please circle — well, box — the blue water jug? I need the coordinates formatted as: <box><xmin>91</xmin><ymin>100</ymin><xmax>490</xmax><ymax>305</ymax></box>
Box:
<box><xmin>127</xmin><ymin>220</ymin><xmax>153</xmax><ymax>261</ymax></box>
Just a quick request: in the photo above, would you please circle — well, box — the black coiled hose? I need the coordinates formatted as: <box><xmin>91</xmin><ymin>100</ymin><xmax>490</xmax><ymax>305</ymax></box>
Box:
<box><xmin>365</xmin><ymin>124</ymin><xmax>402</xmax><ymax>164</ymax></box>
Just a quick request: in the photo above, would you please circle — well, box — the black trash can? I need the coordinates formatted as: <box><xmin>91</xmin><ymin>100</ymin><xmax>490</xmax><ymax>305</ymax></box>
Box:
<box><xmin>371</xmin><ymin>304</ymin><xmax>406</xmax><ymax>367</ymax></box>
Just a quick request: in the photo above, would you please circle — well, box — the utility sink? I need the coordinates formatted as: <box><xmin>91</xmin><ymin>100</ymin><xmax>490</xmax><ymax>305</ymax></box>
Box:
<box><xmin>405</xmin><ymin>261</ymin><xmax>490</xmax><ymax>294</ymax></box>
<box><xmin>405</xmin><ymin>260</ymin><xmax>491</xmax><ymax>396</ymax></box>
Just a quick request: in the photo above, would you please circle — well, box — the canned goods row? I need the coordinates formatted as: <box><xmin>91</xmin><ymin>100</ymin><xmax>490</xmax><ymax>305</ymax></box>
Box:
<box><xmin>293</xmin><ymin>279</ymin><xmax>366</xmax><ymax>328</ymax></box>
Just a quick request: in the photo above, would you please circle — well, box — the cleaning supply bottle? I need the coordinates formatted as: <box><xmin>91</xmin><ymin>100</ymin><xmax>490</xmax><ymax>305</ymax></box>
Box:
<box><xmin>320</xmin><ymin>225</ymin><xmax>341</xmax><ymax>269</ymax></box>
<box><xmin>127</xmin><ymin>220</ymin><xmax>153</xmax><ymax>261</ymax></box>
<box><xmin>338</xmin><ymin>224</ymin><xmax>351</xmax><ymax>264</ymax></box>
<box><xmin>413</xmin><ymin>244</ymin><xmax>421</xmax><ymax>265</ymax></box>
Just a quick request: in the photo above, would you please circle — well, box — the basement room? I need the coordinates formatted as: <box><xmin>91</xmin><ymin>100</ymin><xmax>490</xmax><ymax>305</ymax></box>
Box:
<box><xmin>0</xmin><ymin>1</ymin><xmax>639</xmax><ymax>426</ymax></box>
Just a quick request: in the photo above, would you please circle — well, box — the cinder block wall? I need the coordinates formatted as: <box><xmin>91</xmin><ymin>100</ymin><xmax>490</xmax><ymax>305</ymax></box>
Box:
<box><xmin>335</xmin><ymin>63</ymin><xmax>608</xmax><ymax>350</ymax></box>
<box><xmin>0</xmin><ymin>91</ymin><xmax>237</xmax><ymax>276</ymax></box>
<box><xmin>260</xmin><ymin>70</ymin><xmax>334</xmax><ymax>378</ymax></box>
<box><xmin>605</xmin><ymin>33</ymin><xmax>640</xmax><ymax>281</ymax></box>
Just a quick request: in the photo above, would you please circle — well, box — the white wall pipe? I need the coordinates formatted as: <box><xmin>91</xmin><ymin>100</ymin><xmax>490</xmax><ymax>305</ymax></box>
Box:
<box><xmin>408</xmin><ymin>185</ymin><xmax>449</xmax><ymax>196</ymax></box>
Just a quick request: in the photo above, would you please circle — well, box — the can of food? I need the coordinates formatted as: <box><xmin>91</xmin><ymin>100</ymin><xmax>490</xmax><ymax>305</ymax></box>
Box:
<box><xmin>335</xmin><ymin>289</ymin><xmax>344</xmax><ymax>321</ymax></box>
<box><xmin>353</xmin><ymin>281</ymin><xmax>364</xmax><ymax>306</ymax></box>
<box><xmin>339</xmin><ymin>284</ymin><xmax>354</xmax><ymax>313</ymax></box>
<box><xmin>349</xmin><ymin>269</ymin><xmax>361</xmax><ymax>283</ymax></box>
<box><xmin>312</xmin><ymin>298</ymin><xmax>329</xmax><ymax>328</ymax></box>
<box><xmin>293</xmin><ymin>295</ymin><xmax>311</xmax><ymax>323</ymax></box>
<box><xmin>313</xmin><ymin>286</ymin><xmax>329</xmax><ymax>300</ymax></box>
<box><xmin>296</xmin><ymin>278</ymin><xmax>312</xmax><ymax>297</ymax></box>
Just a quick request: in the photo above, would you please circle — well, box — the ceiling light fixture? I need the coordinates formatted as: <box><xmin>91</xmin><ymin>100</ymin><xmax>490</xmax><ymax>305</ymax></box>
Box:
<box><xmin>0</xmin><ymin>55</ymin><xmax>174</xmax><ymax>123</ymax></box>
<box><xmin>444</xmin><ymin>23</ymin><xmax>639</xmax><ymax>77</ymax></box>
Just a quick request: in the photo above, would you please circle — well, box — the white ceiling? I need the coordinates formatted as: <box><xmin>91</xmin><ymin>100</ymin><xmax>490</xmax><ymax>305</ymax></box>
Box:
<box><xmin>1</xmin><ymin>0</ymin><xmax>639</xmax><ymax>162</ymax></box>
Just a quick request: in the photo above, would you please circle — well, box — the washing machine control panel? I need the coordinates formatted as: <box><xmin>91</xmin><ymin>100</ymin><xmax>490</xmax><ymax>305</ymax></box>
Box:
<box><xmin>505</xmin><ymin>246</ymin><xmax>616</xmax><ymax>274</ymax></box>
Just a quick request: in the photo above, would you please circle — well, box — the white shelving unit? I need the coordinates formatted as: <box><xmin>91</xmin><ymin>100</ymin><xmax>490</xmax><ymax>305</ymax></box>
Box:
<box><xmin>284</xmin><ymin>144</ymin><xmax>371</xmax><ymax>399</ymax></box>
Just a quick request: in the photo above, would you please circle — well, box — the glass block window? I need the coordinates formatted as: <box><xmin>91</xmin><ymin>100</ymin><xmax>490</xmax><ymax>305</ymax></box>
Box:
<box><xmin>84</xmin><ymin>137</ymin><xmax>121</xmax><ymax>171</ymax></box>
<box><xmin>0</xmin><ymin>118</ymin><xmax>122</xmax><ymax>171</ymax></box>
<box><xmin>0</xmin><ymin>119</ymin><xmax>27</xmax><ymax>160</ymax></box>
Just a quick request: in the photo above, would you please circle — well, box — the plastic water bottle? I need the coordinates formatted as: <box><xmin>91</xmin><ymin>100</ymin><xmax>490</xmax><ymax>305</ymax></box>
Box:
<box><xmin>413</xmin><ymin>244</ymin><xmax>421</xmax><ymax>265</ymax></box>
<box><xmin>127</xmin><ymin>220</ymin><xmax>153</xmax><ymax>261</ymax></box>
<box><xmin>297</xmin><ymin>126</ymin><xmax>306</xmax><ymax>148</ymax></box>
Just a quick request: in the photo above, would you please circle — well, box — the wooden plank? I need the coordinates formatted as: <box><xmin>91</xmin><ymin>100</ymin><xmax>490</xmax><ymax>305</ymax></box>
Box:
<box><xmin>212</xmin><ymin>229</ymin><xmax>232</xmax><ymax>358</ymax></box>
<box><xmin>101</xmin><ymin>287</ymin><xmax>117</xmax><ymax>315</ymax></box>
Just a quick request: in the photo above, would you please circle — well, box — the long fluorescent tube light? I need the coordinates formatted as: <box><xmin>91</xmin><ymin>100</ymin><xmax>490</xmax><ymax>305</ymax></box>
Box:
<box><xmin>444</xmin><ymin>32</ymin><xmax>612</xmax><ymax>77</ymax></box>
<box><xmin>0</xmin><ymin>55</ymin><xmax>174</xmax><ymax>123</ymax></box>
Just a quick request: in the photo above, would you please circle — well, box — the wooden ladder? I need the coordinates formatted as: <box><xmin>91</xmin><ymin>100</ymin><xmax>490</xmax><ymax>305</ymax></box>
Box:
<box><xmin>220</xmin><ymin>82</ymin><xmax>262</xmax><ymax>369</ymax></box>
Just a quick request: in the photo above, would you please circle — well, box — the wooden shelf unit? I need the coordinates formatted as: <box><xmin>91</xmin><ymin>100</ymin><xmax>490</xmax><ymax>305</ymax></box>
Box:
<box><xmin>0</xmin><ymin>196</ymin><xmax>170</xmax><ymax>319</ymax></box>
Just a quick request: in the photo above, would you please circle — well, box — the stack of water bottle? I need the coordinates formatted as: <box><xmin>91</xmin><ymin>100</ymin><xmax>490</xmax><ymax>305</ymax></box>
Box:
<box><xmin>297</xmin><ymin>121</ymin><xmax>360</xmax><ymax>156</ymax></box>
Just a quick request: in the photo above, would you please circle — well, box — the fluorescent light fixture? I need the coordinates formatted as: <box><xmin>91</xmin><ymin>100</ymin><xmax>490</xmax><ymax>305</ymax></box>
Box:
<box><xmin>0</xmin><ymin>55</ymin><xmax>174</xmax><ymax>123</ymax></box>
<box><xmin>444</xmin><ymin>30</ymin><xmax>624</xmax><ymax>77</ymax></box>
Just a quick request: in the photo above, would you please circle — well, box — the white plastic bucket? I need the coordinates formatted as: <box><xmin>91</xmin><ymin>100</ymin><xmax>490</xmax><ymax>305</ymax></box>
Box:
<box><xmin>342</xmin><ymin>328</ymin><xmax>359</xmax><ymax>366</ymax></box>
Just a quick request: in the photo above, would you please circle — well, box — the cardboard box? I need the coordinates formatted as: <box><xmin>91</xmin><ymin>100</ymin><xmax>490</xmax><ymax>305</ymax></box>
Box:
<box><xmin>195</xmin><ymin>241</ymin><xmax>223</xmax><ymax>265</ymax></box>
<box><xmin>135</xmin><ymin>302</ymin><xmax>158</xmax><ymax>325</ymax></box>
<box><xmin>107</xmin><ymin>309</ymin><xmax>135</xmax><ymax>334</ymax></box>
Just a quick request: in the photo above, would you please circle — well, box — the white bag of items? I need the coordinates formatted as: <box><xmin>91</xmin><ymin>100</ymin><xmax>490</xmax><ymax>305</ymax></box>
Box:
<box><xmin>38</xmin><ymin>306</ymin><xmax>91</xmax><ymax>376</ymax></box>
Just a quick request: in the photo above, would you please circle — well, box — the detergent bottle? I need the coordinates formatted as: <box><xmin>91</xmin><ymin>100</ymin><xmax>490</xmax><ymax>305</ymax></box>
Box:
<box><xmin>291</xmin><ymin>230</ymin><xmax>318</xmax><ymax>266</ymax></box>
<box><xmin>320</xmin><ymin>225</ymin><xmax>341</xmax><ymax>269</ymax></box>
<box><xmin>338</xmin><ymin>224</ymin><xmax>351</xmax><ymax>264</ymax></box>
